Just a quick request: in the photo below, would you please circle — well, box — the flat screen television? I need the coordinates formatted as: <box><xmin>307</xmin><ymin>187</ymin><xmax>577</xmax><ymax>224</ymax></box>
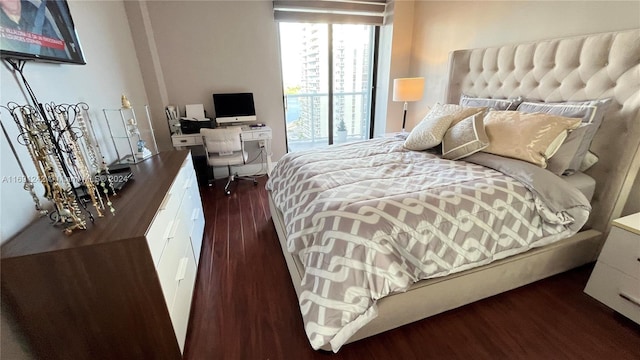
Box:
<box><xmin>0</xmin><ymin>0</ymin><xmax>85</xmax><ymax>64</ymax></box>
<box><xmin>213</xmin><ymin>92</ymin><xmax>257</xmax><ymax>124</ymax></box>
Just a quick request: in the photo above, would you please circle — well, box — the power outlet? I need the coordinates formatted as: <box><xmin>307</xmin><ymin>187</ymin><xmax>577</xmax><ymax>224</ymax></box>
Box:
<box><xmin>258</xmin><ymin>140</ymin><xmax>266</xmax><ymax>148</ymax></box>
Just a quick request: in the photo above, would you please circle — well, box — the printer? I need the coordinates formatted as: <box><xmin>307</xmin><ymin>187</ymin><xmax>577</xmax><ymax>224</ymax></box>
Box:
<box><xmin>179</xmin><ymin>104</ymin><xmax>213</xmax><ymax>134</ymax></box>
<box><xmin>180</xmin><ymin>119</ymin><xmax>213</xmax><ymax>134</ymax></box>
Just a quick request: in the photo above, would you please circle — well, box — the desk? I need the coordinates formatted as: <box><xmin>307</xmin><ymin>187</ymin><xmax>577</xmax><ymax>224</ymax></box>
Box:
<box><xmin>171</xmin><ymin>126</ymin><xmax>273</xmax><ymax>174</ymax></box>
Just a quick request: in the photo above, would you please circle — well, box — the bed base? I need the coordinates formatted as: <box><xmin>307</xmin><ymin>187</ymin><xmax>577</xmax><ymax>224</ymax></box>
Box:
<box><xmin>269</xmin><ymin>194</ymin><xmax>602</xmax><ymax>350</ymax></box>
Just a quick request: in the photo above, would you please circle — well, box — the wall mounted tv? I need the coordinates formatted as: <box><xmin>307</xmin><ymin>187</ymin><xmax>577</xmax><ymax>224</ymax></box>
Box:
<box><xmin>0</xmin><ymin>0</ymin><xmax>85</xmax><ymax>64</ymax></box>
<box><xmin>213</xmin><ymin>92</ymin><xmax>257</xmax><ymax>124</ymax></box>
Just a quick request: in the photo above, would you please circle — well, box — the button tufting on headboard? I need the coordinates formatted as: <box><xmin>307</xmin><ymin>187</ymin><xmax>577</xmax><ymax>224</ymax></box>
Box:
<box><xmin>445</xmin><ymin>29</ymin><xmax>640</xmax><ymax>235</ymax></box>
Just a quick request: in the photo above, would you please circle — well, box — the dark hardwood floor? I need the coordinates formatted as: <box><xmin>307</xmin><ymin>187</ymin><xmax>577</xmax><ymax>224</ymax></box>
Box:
<box><xmin>183</xmin><ymin>177</ymin><xmax>640</xmax><ymax>359</ymax></box>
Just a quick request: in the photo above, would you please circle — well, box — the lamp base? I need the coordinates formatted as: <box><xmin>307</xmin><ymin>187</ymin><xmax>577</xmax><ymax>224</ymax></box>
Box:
<box><xmin>401</xmin><ymin>105</ymin><xmax>408</xmax><ymax>132</ymax></box>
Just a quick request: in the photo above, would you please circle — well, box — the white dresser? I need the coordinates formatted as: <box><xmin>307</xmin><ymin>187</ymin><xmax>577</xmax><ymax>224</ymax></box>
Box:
<box><xmin>585</xmin><ymin>212</ymin><xmax>640</xmax><ymax>324</ymax></box>
<box><xmin>147</xmin><ymin>152</ymin><xmax>205</xmax><ymax>351</ymax></box>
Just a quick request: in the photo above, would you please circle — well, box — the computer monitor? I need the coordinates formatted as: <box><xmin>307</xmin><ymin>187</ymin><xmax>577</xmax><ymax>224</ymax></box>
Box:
<box><xmin>213</xmin><ymin>93</ymin><xmax>257</xmax><ymax>124</ymax></box>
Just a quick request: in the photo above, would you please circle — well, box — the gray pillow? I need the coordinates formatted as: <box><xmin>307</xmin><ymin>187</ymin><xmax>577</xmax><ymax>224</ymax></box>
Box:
<box><xmin>516</xmin><ymin>98</ymin><xmax>612</xmax><ymax>173</ymax></box>
<box><xmin>460</xmin><ymin>94</ymin><xmax>523</xmax><ymax>110</ymax></box>
<box><xmin>546</xmin><ymin>125</ymin><xmax>590</xmax><ymax>176</ymax></box>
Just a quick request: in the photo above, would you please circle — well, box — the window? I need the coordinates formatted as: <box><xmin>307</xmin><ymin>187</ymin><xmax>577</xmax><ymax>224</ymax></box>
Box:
<box><xmin>279</xmin><ymin>23</ymin><xmax>377</xmax><ymax>151</ymax></box>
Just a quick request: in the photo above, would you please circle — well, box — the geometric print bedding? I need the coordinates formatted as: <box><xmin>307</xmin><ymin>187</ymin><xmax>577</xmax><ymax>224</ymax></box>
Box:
<box><xmin>266</xmin><ymin>138</ymin><xmax>590</xmax><ymax>352</ymax></box>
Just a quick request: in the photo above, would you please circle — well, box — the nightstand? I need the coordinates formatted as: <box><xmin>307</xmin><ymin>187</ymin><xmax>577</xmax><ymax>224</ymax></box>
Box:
<box><xmin>584</xmin><ymin>212</ymin><xmax>640</xmax><ymax>324</ymax></box>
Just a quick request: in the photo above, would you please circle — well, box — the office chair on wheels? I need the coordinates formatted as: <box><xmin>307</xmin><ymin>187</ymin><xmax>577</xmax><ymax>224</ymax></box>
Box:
<box><xmin>201</xmin><ymin>127</ymin><xmax>257</xmax><ymax>195</ymax></box>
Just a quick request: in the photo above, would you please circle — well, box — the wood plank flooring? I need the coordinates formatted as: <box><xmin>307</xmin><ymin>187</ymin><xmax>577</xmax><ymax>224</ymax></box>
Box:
<box><xmin>183</xmin><ymin>177</ymin><xmax>640</xmax><ymax>359</ymax></box>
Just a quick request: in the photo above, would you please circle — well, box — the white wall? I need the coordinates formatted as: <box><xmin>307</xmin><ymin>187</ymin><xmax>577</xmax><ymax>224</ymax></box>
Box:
<box><xmin>125</xmin><ymin>0</ymin><xmax>287</xmax><ymax>160</ymax></box>
<box><xmin>0</xmin><ymin>0</ymin><xmax>148</xmax><ymax>242</ymax></box>
<box><xmin>375</xmin><ymin>0</ymin><xmax>417</xmax><ymax>135</ymax></box>
<box><xmin>405</xmin><ymin>0</ymin><xmax>640</xmax><ymax>130</ymax></box>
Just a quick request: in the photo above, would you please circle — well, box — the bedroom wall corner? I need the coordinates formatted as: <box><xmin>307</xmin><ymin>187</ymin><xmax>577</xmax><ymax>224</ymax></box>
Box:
<box><xmin>378</xmin><ymin>0</ymin><xmax>417</xmax><ymax>134</ymax></box>
<box><xmin>408</xmin><ymin>1</ymin><xmax>640</xmax><ymax>129</ymax></box>
<box><xmin>129</xmin><ymin>1</ymin><xmax>287</xmax><ymax>161</ymax></box>
<box><xmin>123</xmin><ymin>1</ymin><xmax>172</xmax><ymax>152</ymax></box>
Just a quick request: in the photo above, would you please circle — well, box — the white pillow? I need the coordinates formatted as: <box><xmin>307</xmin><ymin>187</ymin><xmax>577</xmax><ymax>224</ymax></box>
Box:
<box><xmin>404</xmin><ymin>103</ymin><xmax>485</xmax><ymax>151</ymax></box>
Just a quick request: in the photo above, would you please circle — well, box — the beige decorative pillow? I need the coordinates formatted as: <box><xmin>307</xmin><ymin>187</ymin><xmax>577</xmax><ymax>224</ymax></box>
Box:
<box><xmin>404</xmin><ymin>103</ymin><xmax>485</xmax><ymax>151</ymax></box>
<box><xmin>517</xmin><ymin>98</ymin><xmax>611</xmax><ymax>172</ymax></box>
<box><xmin>442</xmin><ymin>112</ymin><xmax>489</xmax><ymax>160</ymax></box>
<box><xmin>482</xmin><ymin>111</ymin><xmax>582</xmax><ymax>167</ymax></box>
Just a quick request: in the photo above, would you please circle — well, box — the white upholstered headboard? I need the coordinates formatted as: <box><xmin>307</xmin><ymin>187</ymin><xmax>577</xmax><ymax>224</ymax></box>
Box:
<box><xmin>445</xmin><ymin>29</ymin><xmax>640</xmax><ymax>233</ymax></box>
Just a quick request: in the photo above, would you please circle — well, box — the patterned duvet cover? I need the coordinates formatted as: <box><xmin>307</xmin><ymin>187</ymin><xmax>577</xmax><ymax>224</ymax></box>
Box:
<box><xmin>266</xmin><ymin>138</ymin><xmax>590</xmax><ymax>352</ymax></box>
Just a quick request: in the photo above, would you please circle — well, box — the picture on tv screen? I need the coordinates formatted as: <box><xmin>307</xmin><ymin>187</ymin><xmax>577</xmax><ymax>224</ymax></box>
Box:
<box><xmin>0</xmin><ymin>0</ymin><xmax>85</xmax><ymax>64</ymax></box>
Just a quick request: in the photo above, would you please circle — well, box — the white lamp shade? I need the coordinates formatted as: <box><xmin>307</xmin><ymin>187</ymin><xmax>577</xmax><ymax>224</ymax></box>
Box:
<box><xmin>393</xmin><ymin>77</ymin><xmax>425</xmax><ymax>102</ymax></box>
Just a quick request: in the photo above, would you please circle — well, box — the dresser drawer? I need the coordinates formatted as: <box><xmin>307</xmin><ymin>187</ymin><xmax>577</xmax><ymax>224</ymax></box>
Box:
<box><xmin>147</xmin><ymin>217</ymin><xmax>171</xmax><ymax>266</ymax></box>
<box><xmin>180</xmin><ymin>176</ymin><xmax>204</xmax><ymax>264</ymax></box>
<box><xmin>156</xmin><ymin>216</ymin><xmax>190</xmax><ymax>308</ymax></box>
<box><xmin>190</xmin><ymin>205</ymin><xmax>205</xmax><ymax>264</ymax></box>
<box><xmin>598</xmin><ymin>226</ymin><xmax>640</xmax><ymax>277</ymax></box>
<box><xmin>585</xmin><ymin>262</ymin><xmax>640</xmax><ymax>324</ymax></box>
<box><xmin>146</xmin><ymin>164</ymin><xmax>191</xmax><ymax>265</ymax></box>
<box><xmin>169</xmin><ymin>241</ymin><xmax>197</xmax><ymax>353</ymax></box>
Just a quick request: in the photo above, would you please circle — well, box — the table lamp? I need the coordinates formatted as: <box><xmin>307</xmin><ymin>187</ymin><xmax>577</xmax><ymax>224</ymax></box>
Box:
<box><xmin>393</xmin><ymin>77</ymin><xmax>425</xmax><ymax>132</ymax></box>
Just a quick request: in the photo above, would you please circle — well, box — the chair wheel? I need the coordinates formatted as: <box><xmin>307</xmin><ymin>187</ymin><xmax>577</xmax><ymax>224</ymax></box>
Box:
<box><xmin>225</xmin><ymin>190</ymin><xmax>231</xmax><ymax>196</ymax></box>
<box><xmin>253</xmin><ymin>180</ymin><xmax>258</xmax><ymax>185</ymax></box>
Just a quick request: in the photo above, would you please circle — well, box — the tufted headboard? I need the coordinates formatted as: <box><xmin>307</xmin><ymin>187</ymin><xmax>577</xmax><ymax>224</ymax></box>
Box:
<box><xmin>445</xmin><ymin>29</ymin><xmax>640</xmax><ymax>234</ymax></box>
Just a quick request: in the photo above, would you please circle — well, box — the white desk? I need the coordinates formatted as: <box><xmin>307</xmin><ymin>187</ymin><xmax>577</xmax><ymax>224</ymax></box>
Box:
<box><xmin>171</xmin><ymin>126</ymin><xmax>273</xmax><ymax>174</ymax></box>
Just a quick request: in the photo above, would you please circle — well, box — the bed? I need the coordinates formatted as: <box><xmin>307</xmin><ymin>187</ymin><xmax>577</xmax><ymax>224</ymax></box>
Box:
<box><xmin>267</xmin><ymin>29</ymin><xmax>640</xmax><ymax>352</ymax></box>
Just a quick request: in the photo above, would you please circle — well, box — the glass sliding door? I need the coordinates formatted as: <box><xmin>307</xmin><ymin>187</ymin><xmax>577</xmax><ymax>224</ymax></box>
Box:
<box><xmin>332</xmin><ymin>24</ymin><xmax>374</xmax><ymax>145</ymax></box>
<box><xmin>279</xmin><ymin>23</ymin><xmax>375</xmax><ymax>152</ymax></box>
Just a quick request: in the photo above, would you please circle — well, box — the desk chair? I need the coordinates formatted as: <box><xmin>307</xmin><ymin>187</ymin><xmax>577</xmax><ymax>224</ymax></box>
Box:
<box><xmin>201</xmin><ymin>127</ymin><xmax>257</xmax><ymax>195</ymax></box>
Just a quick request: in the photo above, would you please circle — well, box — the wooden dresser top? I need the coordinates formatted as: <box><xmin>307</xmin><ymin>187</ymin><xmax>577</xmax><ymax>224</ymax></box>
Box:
<box><xmin>1</xmin><ymin>151</ymin><xmax>189</xmax><ymax>259</ymax></box>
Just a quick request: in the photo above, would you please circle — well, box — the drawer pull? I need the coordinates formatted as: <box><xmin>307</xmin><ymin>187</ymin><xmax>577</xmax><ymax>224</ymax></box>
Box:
<box><xmin>168</xmin><ymin>219</ymin><xmax>180</xmax><ymax>240</ymax></box>
<box><xmin>159</xmin><ymin>193</ymin><xmax>172</xmax><ymax>210</ymax></box>
<box><xmin>619</xmin><ymin>292</ymin><xmax>640</xmax><ymax>308</ymax></box>
<box><xmin>162</xmin><ymin>220</ymin><xmax>174</xmax><ymax>240</ymax></box>
<box><xmin>180</xmin><ymin>139</ymin><xmax>188</xmax><ymax>143</ymax></box>
<box><xmin>176</xmin><ymin>257</ymin><xmax>188</xmax><ymax>281</ymax></box>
